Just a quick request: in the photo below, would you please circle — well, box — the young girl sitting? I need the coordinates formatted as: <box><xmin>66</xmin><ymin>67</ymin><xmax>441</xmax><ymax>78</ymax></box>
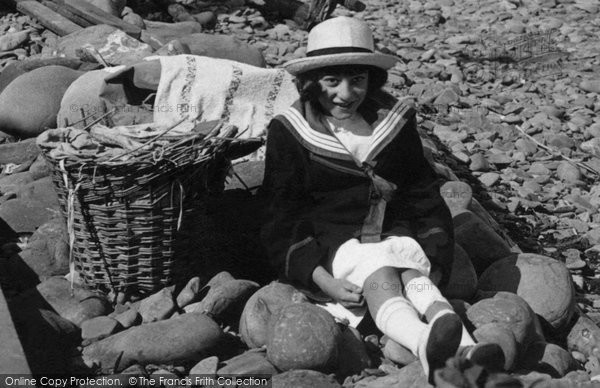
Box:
<box><xmin>260</xmin><ymin>16</ymin><xmax>503</xmax><ymax>382</ymax></box>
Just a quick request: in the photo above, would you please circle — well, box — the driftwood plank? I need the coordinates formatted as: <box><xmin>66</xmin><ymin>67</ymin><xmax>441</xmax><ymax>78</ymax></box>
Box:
<box><xmin>16</xmin><ymin>1</ymin><xmax>82</xmax><ymax>36</ymax></box>
<box><xmin>247</xmin><ymin>0</ymin><xmax>366</xmax><ymax>30</ymax></box>
<box><xmin>41</xmin><ymin>0</ymin><xmax>94</xmax><ymax>28</ymax></box>
<box><xmin>3</xmin><ymin>0</ymin><xmax>28</xmax><ymax>7</ymax></box>
<box><xmin>50</xmin><ymin>0</ymin><xmax>141</xmax><ymax>39</ymax></box>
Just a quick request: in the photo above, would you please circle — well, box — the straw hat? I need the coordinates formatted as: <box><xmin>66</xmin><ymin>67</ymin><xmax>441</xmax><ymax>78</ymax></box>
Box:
<box><xmin>283</xmin><ymin>16</ymin><xmax>398</xmax><ymax>76</ymax></box>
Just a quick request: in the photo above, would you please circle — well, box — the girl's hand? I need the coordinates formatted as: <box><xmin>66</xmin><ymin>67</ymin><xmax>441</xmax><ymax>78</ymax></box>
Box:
<box><xmin>312</xmin><ymin>266</ymin><xmax>364</xmax><ymax>308</ymax></box>
<box><xmin>322</xmin><ymin>278</ymin><xmax>365</xmax><ymax>308</ymax></box>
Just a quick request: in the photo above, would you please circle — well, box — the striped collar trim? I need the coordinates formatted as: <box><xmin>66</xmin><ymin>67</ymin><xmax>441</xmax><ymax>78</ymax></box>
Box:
<box><xmin>281</xmin><ymin>107</ymin><xmax>348</xmax><ymax>155</ymax></box>
<box><xmin>280</xmin><ymin>101</ymin><xmax>413</xmax><ymax>161</ymax></box>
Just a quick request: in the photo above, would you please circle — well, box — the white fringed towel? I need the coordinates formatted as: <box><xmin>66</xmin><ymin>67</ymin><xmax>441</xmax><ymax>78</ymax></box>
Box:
<box><xmin>152</xmin><ymin>55</ymin><xmax>299</xmax><ymax>153</ymax></box>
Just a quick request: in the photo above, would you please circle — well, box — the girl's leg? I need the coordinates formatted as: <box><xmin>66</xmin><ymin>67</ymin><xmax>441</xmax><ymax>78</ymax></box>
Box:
<box><xmin>401</xmin><ymin>269</ymin><xmax>456</xmax><ymax>322</ymax></box>
<box><xmin>402</xmin><ymin>269</ymin><xmax>479</xmax><ymax>344</ymax></box>
<box><xmin>364</xmin><ymin>267</ymin><xmax>462</xmax><ymax>382</ymax></box>
<box><xmin>402</xmin><ymin>269</ymin><xmax>505</xmax><ymax>371</ymax></box>
<box><xmin>363</xmin><ymin>267</ymin><xmax>426</xmax><ymax>355</ymax></box>
<box><xmin>402</xmin><ymin>270</ymin><xmax>478</xmax><ymax>346</ymax></box>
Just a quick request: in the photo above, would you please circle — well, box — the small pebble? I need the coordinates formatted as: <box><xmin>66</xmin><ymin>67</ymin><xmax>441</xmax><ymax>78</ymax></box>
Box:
<box><xmin>557</xmin><ymin>161</ymin><xmax>582</xmax><ymax>183</ymax></box>
<box><xmin>479</xmin><ymin>172</ymin><xmax>501</xmax><ymax>187</ymax></box>
<box><xmin>469</xmin><ymin>153</ymin><xmax>490</xmax><ymax>172</ymax></box>
<box><xmin>564</xmin><ymin>249</ymin><xmax>586</xmax><ymax>270</ymax></box>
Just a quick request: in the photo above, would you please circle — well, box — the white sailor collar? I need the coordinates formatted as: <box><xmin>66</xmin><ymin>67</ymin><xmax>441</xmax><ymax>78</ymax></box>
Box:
<box><xmin>279</xmin><ymin>99</ymin><xmax>415</xmax><ymax>163</ymax></box>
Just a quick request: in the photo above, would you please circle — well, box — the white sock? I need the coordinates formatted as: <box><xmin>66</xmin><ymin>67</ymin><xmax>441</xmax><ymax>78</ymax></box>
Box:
<box><xmin>460</xmin><ymin>325</ymin><xmax>476</xmax><ymax>347</ymax></box>
<box><xmin>404</xmin><ymin>276</ymin><xmax>476</xmax><ymax>350</ymax></box>
<box><xmin>374</xmin><ymin>296</ymin><xmax>426</xmax><ymax>356</ymax></box>
<box><xmin>404</xmin><ymin>275</ymin><xmax>450</xmax><ymax>316</ymax></box>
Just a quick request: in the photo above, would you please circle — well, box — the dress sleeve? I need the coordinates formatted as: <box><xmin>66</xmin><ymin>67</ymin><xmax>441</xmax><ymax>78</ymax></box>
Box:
<box><xmin>260</xmin><ymin>118</ymin><xmax>329</xmax><ymax>289</ymax></box>
<box><xmin>390</xmin><ymin>116</ymin><xmax>455</xmax><ymax>287</ymax></box>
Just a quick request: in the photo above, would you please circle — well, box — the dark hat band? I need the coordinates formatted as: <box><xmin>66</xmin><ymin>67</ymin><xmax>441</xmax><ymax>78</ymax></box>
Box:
<box><xmin>306</xmin><ymin>46</ymin><xmax>373</xmax><ymax>57</ymax></box>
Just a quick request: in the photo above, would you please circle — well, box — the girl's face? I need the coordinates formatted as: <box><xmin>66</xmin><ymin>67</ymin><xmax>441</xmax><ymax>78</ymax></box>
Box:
<box><xmin>317</xmin><ymin>71</ymin><xmax>369</xmax><ymax>120</ymax></box>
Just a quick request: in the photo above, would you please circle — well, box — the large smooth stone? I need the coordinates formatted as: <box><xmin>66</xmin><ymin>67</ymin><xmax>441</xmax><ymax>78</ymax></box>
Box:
<box><xmin>0</xmin><ymin>138</ymin><xmax>40</xmax><ymax>164</ymax></box>
<box><xmin>439</xmin><ymin>181</ymin><xmax>473</xmax><ymax>216</ymax></box>
<box><xmin>466</xmin><ymin>292</ymin><xmax>545</xmax><ymax>354</ymax></box>
<box><xmin>113</xmin><ymin>308</ymin><xmax>141</xmax><ymax>329</ymax></box>
<box><xmin>267</xmin><ymin>303</ymin><xmax>341</xmax><ymax>372</ymax></box>
<box><xmin>29</xmin><ymin>216</ymin><xmax>67</xmax><ymax>249</ymax></box>
<box><xmin>0</xmin><ymin>198</ymin><xmax>58</xmax><ymax>234</ymax></box>
<box><xmin>138</xmin><ymin>288</ymin><xmax>176</xmax><ymax>323</ymax></box>
<box><xmin>478</xmin><ymin>253</ymin><xmax>575</xmax><ymax>331</ymax></box>
<box><xmin>337</xmin><ymin>325</ymin><xmax>371</xmax><ymax>377</ymax></box>
<box><xmin>355</xmin><ymin>360</ymin><xmax>430</xmax><ymax>388</ymax></box>
<box><xmin>239</xmin><ymin>281</ymin><xmax>308</xmax><ymax>348</ymax></box>
<box><xmin>185</xmin><ymin>279</ymin><xmax>259</xmax><ymax>329</ymax></box>
<box><xmin>13</xmin><ymin>276</ymin><xmax>111</xmax><ymax>326</ymax></box>
<box><xmin>444</xmin><ymin>244</ymin><xmax>477</xmax><ymax>300</ymax></box>
<box><xmin>0</xmin><ymin>57</ymin><xmax>85</xmax><ymax>94</ymax></box>
<box><xmin>175</xmin><ymin>276</ymin><xmax>201</xmax><ymax>308</ymax></box>
<box><xmin>272</xmin><ymin>370</ymin><xmax>342</xmax><ymax>388</ymax></box>
<box><xmin>453</xmin><ymin>210</ymin><xmax>513</xmax><ymax>275</ymax></box>
<box><xmin>521</xmin><ymin>341</ymin><xmax>577</xmax><ymax>377</ymax></box>
<box><xmin>141</xmin><ymin>20</ymin><xmax>203</xmax><ymax>49</ymax></box>
<box><xmin>177</xmin><ymin>33</ymin><xmax>266</xmax><ymax>68</ymax></box>
<box><xmin>82</xmin><ymin>312</ymin><xmax>222</xmax><ymax>372</ymax></box>
<box><xmin>0</xmin><ymin>66</ymin><xmax>82</xmax><ymax>137</ymax></box>
<box><xmin>17</xmin><ymin>216</ymin><xmax>69</xmax><ymax>279</ymax></box>
<box><xmin>16</xmin><ymin>176</ymin><xmax>60</xmax><ymax>211</ymax></box>
<box><xmin>11</xmin><ymin>241</ymin><xmax>54</xmax><ymax>281</ymax></box>
<box><xmin>382</xmin><ymin>337</ymin><xmax>418</xmax><ymax>366</ymax></box>
<box><xmin>217</xmin><ymin>349</ymin><xmax>277</xmax><ymax>376</ymax></box>
<box><xmin>122</xmin><ymin>12</ymin><xmax>146</xmax><ymax>29</ymax></box>
<box><xmin>205</xmin><ymin>271</ymin><xmax>235</xmax><ymax>288</ymax></box>
<box><xmin>434</xmin><ymin>359</ymin><xmax>519</xmax><ymax>387</ymax></box>
<box><xmin>81</xmin><ymin>316</ymin><xmax>122</xmax><ymax>342</ymax></box>
<box><xmin>567</xmin><ymin>313</ymin><xmax>600</xmax><ymax>359</ymax></box>
<box><xmin>55</xmin><ymin>25</ymin><xmax>153</xmax><ymax>65</ymax></box>
<box><xmin>473</xmin><ymin>323</ymin><xmax>518</xmax><ymax>371</ymax></box>
<box><xmin>0</xmin><ymin>172</ymin><xmax>33</xmax><ymax>194</ymax></box>
<box><xmin>189</xmin><ymin>356</ymin><xmax>218</xmax><ymax>375</ymax></box>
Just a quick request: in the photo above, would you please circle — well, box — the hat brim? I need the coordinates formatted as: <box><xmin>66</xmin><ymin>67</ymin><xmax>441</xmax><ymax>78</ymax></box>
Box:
<box><xmin>283</xmin><ymin>52</ymin><xmax>398</xmax><ymax>76</ymax></box>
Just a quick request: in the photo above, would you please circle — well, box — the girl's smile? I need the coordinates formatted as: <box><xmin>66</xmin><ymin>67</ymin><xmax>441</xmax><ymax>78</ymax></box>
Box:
<box><xmin>317</xmin><ymin>72</ymin><xmax>369</xmax><ymax>120</ymax></box>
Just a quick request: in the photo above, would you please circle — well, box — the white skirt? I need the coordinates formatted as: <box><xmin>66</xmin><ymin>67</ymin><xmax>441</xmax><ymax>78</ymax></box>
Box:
<box><xmin>318</xmin><ymin>236</ymin><xmax>431</xmax><ymax>327</ymax></box>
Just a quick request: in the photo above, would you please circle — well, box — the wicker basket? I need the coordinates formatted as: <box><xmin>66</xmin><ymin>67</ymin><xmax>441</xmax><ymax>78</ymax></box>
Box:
<box><xmin>38</xmin><ymin>121</ymin><xmax>237</xmax><ymax>297</ymax></box>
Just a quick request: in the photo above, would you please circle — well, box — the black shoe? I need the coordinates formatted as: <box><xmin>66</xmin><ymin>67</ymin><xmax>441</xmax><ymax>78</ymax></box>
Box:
<box><xmin>419</xmin><ymin>312</ymin><xmax>463</xmax><ymax>384</ymax></box>
<box><xmin>462</xmin><ymin>343</ymin><xmax>506</xmax><ymax>372</ymax></box>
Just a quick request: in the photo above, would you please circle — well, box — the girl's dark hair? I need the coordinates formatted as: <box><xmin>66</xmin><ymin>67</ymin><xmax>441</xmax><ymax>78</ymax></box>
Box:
<box><xmin>295</xmin><ymin>64</ymin><xmax>388</xmax><ymax>104</ymax></box>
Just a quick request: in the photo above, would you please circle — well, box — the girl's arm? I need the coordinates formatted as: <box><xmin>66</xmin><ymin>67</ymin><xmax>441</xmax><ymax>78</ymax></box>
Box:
<box><xmin>260</xmin><ymin>119</ymin><xmax>329</xmax><ymax>290</ymax></box>
<box><xmin>312</xmin><ymin>265</ymin><xmax>363</xmax><ymax>308</ymax></box>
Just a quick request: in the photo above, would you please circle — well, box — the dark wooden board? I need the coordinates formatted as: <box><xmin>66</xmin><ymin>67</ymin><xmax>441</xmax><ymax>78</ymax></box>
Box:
<box><xmin>50</xmin><ymin>0</ymin><xmax>142</xmax><ymax>39</ymax></box>
<box><xmin>41</xmin><ymin>0</ymin><xmax>94</xmax><ymax>28</ymax></box>
<box><xmin>16</xmin><ymin>1</ymin><xmax>82</xmax><ymax>36</ymax></box>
